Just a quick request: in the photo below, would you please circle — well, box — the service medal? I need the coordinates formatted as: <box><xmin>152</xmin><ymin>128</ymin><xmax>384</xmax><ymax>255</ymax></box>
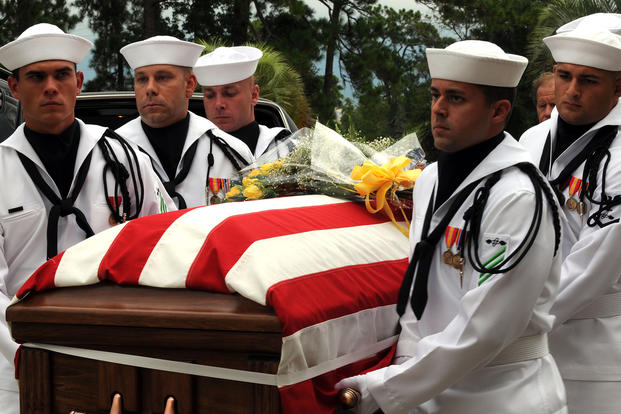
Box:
<box><xmin>451</xmin><ymin>253</ymin><xmax>463</xmax><ymax>269</ymax></box>
<box><xmin>565</xmin><ymin>197</ymin><xmax>578</xmax><ymax>210</ymax></box>
<box><xmin>442</xmin><ymin>250</ymin><xmax>454</xmax><ymax>264</ymax></box>
<box><xmin>565</xmin><ymin>176</ymin><xmax>584</xmax><ymax>212</ymax></box>
<box><xmin>577</xmin><ymin>201</ymin><xmax>586</xmax><ymax>217</ymax></box>
<box><xmin>444</xmin><ymin>226</ymin><xmax>461</xmax><ymax>267</ymax></box>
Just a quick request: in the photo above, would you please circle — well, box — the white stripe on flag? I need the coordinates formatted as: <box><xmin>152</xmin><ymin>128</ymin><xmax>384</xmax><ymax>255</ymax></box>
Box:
<box><xmin>225</xmin><ymin>221</ymin><xmax>409</xmax><ymax>305</ymax></box>
<box><xmin>54</xmin><ymin>223</ymin><xmax>128</xmax><ymax>287</ymax></box>
<box><xmin>138</xmin><ymin>195</ymin><xmax>348</xmax><ymax>288</ymax></box>
<box><xmin>277</xmin><ymin>304</ymin><xmax>399</xmax><ymax>386</ymax></box>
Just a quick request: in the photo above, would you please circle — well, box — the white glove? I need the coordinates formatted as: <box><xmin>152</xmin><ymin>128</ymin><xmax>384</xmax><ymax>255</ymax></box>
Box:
<box><xmin>335</xmin><ymin>374</ymin><xmax>381</xmax><ymax>414</ymax></box>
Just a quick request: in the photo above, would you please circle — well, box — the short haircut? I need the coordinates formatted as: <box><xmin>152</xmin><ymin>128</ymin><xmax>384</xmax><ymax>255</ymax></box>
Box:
<box><xmin>476</xmin><ymin>84</ymin><xmax>517</xmax><ymax>125</ymax></box>
<box><xmin>477</xmin><ymin>84</ymin><xmax>517</xmax><ymax>106</ymax></box>
<box><xmin>531</xmin><ymin>72</ymin><xmax>554</xmax><ymax>104</ymax></box>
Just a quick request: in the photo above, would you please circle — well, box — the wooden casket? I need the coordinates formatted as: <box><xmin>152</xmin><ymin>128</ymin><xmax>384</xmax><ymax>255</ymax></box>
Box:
<box><xmin>6</xmin><ymin>195</ymin><xmax>409</xmax><ymax>414</ymax></box>
<box><xmin>7</xmin><ymin>283</ymin><xmax>283</xmax><ymax>414</ymax></box>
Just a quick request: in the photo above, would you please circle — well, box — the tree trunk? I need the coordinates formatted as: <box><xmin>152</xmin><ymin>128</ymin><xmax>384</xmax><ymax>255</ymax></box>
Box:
<box><xmin>143</xmin><ymin>0</ymin><xmax>158</xmax><ymax>38</ymax></box>
<box><xmin>231</xmin><ymin>0</ymin><xmax>251</xmax><ymax>44</ymax></box>
<box><xmin>320</xmin><ymin>0</ymin><xmax>343</xmax><ymax>121</ymax></box>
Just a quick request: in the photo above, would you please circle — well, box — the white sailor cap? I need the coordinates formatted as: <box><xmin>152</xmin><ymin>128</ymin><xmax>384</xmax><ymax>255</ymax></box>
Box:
<box><xmin>425</xmin><ymin>40</ymin><xmax>528</xmax><ymax>88</ymax></box>
<box><xmin>556</xmin><ymin>13</ymin><xmax>621</xmax><ymax>34</ymax></box>
<box><xmin>120</xmin><ymin>36</ymin><xmax>204</xmax><ymax>70</ymax></box>
<box><xmin>0</xmin><ymin>23</ymin><xmax>93</xmax><ymax>71</ymax></box>
<box><xmin>544</xmin><ymin>14</ymin><xmax>621</xmax><ymax>71</ymax></box>
<box><xmin>193</xmin><ymin>46</ymin><xmax>263</xmax><ymax>86</ymax></box>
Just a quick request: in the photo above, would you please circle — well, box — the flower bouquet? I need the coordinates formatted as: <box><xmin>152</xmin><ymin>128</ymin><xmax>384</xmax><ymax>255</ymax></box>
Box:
<box><xmin>223</xmin><ymin>122</ymin><xmax>425</xmax><ymax>236</ymax></box>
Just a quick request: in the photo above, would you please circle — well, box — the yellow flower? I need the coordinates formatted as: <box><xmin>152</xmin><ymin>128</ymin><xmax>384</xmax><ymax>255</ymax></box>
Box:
<box><xmin>273</xmin><ymin>160</ymin><xmax>283</xmax><ymax>170</ymax></box>
<box><xmin>225</xmin><ymin>186</ymin><xmax>242</xmax><ymax>200</ymax></box>
<box><xmin>243</xmin><ymin>184</ymin><xmax>263</xmax><ymax>200</ymax></box>
<box><xmin>260</xmin><ymin>162</ymin><xmax>274</xmax><ymax>173</ymax></box>
<box><xmin>248</xmin><ymin>169</ymin><xmax>261</xmax><ymax>178</ymax></box>
<box><xmin>350</xmin><ymin>156</ymin><xmax>421</xmax><ymax>213</ymax></box>
<box><xmin>350</xmin><ymin>156</ymin><xmax>422</xmax><ymax>237</ymax></box>
<box><xmin>242</xmin><ymin>176</ymin><xmax>260</xmax><ymax>187</ymax></box>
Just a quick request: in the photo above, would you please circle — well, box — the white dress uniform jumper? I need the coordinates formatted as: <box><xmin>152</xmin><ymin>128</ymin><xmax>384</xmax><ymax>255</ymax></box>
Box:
<box><xmin>519</xmin><ymin>14</ymin><xmax>621</xmax><ymax>413</ymax></box>
<box><xmin>521</xmin><ymin>103</ymin><xmax>621</xmax><ymax>412</ymax></box>
<box><xmin>361</xmin><ymin>136</ymin><xmax>567</xmax><ymax>414</ymax></box>
<box><xmin>117</xmin><ymin>112</ymin><xmax>255</xmax><ymax>208</ymax></box>
<box><xmin>0</xmin><ymin>120</ymin><xmax>175</xmax><ymax>412</ymax></box>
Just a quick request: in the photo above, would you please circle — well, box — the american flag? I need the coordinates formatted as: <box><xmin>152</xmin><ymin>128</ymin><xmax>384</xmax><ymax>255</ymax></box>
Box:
<box><xmin>16</xmin><ymin>194</ymin><xmax>408</xmax><ymax>413</ymax></box>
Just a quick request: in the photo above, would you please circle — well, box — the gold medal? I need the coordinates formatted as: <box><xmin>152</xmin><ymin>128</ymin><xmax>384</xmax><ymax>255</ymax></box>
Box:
<box><xmin>577</xmin><ymin>201</ymin><xmax>586</xmax><ymax>217</ymax></box>
<box><xmin>444</xmin><ymin>226</ymin><xmax>462</xmax><ymax>267</ymax></box>
<box><xmin>565</xmin><ymin>197</ymin><xmax>578</xmax><ymax>210</ymax></box>
<box><xmin>451</xmin><ymin>253</ymin><xmax>463</xmax><ymax>269</ymax></box>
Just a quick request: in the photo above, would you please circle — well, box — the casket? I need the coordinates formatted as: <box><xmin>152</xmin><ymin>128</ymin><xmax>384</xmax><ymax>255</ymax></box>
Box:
<box><xmin>7</xmin><ymin>283</ymin><xmax>283</xmax><ymax>414</ymax></box>
<box><xmin>7</xmin><ymin>195</ymin><xmax>409</xmax><ymax>413</ymax></box>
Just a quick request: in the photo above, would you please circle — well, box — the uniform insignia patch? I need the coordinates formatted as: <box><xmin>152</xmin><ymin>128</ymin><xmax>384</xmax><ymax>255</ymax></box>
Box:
<box><xmin>485</xmin><ymin>237</ymin><xmax>507</xmax><ymax>247</ymax></box>
<box><xmin>590</xmin><ymin>206</ymin><xmax>619</xmax><ymax>228</ymax></box>
<box><xmin>479</xmin><ymin>233</ymin><xmax>511</xmax><ymax>286</ymax></box>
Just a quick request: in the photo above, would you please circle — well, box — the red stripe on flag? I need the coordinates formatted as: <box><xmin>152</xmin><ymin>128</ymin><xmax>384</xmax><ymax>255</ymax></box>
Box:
<box><xmin>98</xmin><ymin>209</ymin><xmax>194</xmax><ymax>285</ymax></box>
<box><xmin>186</xmin><ymin>202</ymin><xmax>389</xmax><ymax>292</ymax></box>
<box><xmin>279</xmin><ymin>343</ymin><xmax>397</xmax><ymax>414</ymax></box>
<box><xmin>267</xmin><ymin>258</ymin><xmax>407</xmax><ymax>336</ymax></box>
<box><xmin>16</xmin><ymin>251</ymin><xmax>66</xmax><ymax>299</ymax></box>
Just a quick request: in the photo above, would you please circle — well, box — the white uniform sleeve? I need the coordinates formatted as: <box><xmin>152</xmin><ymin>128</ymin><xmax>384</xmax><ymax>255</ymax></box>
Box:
<box><xmin>0</xmin><ymin>230</ymin><xmax>19</xmax><ymax>365</ymax></box>
<box><xmin>550</xmin><ymin>141</ymin><xmax>621</xmax><ymax>325</ymax></box>
<box><xmin>551</xmin><ymin>215</ymin><xmax>621</xmax><ymax>325</ymax></box>
<box><xmin>364</xmin><ymin>188</ymin><xmax>558</xmax><ymax>413</ymax></box>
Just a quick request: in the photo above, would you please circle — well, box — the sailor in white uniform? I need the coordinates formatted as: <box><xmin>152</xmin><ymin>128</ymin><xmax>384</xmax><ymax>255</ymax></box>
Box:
<box><xmin>336</xmin><ymin>40</ymin><xmax>567</xmax><ymax>414</ymax></box>
<box><xmin>117</xmin><ymin>36</ymin><xmax>255</xmax><ymax>207</ymax></box>
<box><xmin>193</xmin><ymin>46</ymin><xmax>291</xmax><ymax>159</ymax></box>
<box><xmin>519</xmin><ymin>13</ymin><xmax>621</xmax><ymax>414</ymax></box>
<box><xmin>0</xmin><ymin>24</ymin><xmax>174</xmax><ymax>414</ymax></box>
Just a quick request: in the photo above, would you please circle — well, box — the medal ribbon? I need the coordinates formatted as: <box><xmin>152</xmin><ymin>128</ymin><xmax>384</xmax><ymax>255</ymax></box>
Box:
<box><xmin>444</xmin><ymin>226</ymin><xmax>461</xmax><ymax>250</ymax></box>
<box><xmin>456</xmin><ymin>229</ymin><xmax>467</xmax><ymax>252</ymax></box>
<box><xmin>567</xmin><ymin>176</ymin><xmax>583</xmax><ymax>199</ymax></box>
<box><xmin>208</xmin><ymin>178</ymin><xmax>233</xmax><ymax>195</ymax></box>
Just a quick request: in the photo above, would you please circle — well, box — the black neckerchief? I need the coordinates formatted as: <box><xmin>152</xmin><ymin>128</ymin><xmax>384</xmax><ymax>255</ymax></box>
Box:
<box><xmin>553</xmin><ymin>116</ymin><xmax>595</xmax><ymax>161</ymax></box>
<box><xmin>24</xmin><ymin>120</ymin><xmax>81</xmax><ymax>198</ymax></box>
<box><xmin>229</xmin><ymin>121</ymin><xmax>259</xmax><ymax>155</ymax></box>
<box><xmin>141</xmin><ymin>113</ymin><xmax>190</xmax><ymax>181</ymax></box>
<box><xmin>435</xmin><ymin>132</ymin><xmax>505</xmax><ymax>210</ymax></box>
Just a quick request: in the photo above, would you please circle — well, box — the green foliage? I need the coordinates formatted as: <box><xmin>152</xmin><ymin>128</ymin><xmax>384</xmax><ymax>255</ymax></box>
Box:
<box><xmin>526</xmin><ymin>0</ymin><xmax>621</xmax><ymax>79</ymax></box>
<box><xmin>0</xmin><ymin>0</ymin><xmax>78</xmax><ymax>45</ymax></box>
<box><xmin>419</xmin><ymin>0</ymin><xmax>549</xmax><ymax>135</ymax></box>
<box><xmin>336</xmin><ymin>6</ymin><xmax>449</xmax><ymax>160</ymax></box>
<box><xmin>4</xmin><ymin>0</ymin><xmax>578</xmax><ymax>150</ymax></box>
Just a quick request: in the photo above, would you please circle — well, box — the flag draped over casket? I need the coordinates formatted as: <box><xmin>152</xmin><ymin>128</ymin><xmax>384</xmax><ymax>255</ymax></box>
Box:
<box><xmin>15</xmin><ymin>195</ymin><xmax>409</xmax><ymax>413</ymax></box>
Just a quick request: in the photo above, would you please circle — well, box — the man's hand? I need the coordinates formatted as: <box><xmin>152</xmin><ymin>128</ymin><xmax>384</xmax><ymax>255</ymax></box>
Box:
<box><xmin>335</xmin><ymin>375</ymin><xmax>380</xmax><ymax>414</ymax></box>
<box><xmin>109</xmin><ymin>393</ymin><xmax>176</xmax><ymax>414</ymax></box>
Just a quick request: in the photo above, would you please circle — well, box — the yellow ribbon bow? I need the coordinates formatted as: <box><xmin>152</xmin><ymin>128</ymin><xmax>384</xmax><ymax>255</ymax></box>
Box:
<box><xmin>350</xmin><ymin>156</ymin><xmax>422</xmax><ymax>237</ymax></box>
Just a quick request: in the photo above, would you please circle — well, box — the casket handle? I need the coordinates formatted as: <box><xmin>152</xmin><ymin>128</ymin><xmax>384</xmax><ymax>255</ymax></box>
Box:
<box><xmin>339</xmin><ymin>387</ymin><xmax>361</xmax><ymax>408</ymax></box>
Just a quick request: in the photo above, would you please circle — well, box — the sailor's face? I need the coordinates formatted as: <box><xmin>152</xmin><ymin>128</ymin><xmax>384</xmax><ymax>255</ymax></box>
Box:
<box><xmin>536</xmin><ymin>80</ymin><xmax>555</xmax><ymax>123</ymax></box>
<box><xmin>8</xmin><ymin>60</ymin><xmax>83</xmax><ymax>135</ymax></box>
<box><xmin>202</xmin><ymin>77</ymin><xmax>258</xmax><ymax>132</ymax></box>
<box><xmin>554</xmin><ymin>63</ymin><xmax>621</xmax><ymax>126</ymax></box>
<box><xmin>133</xmin><ymin>65</ymin><xmax>195</xmax><ymax>128</ymax></box>
<box><xmin>430</xmin><ymin>79</ymin><xmax>494</xmax><ymax>153</ymax></box>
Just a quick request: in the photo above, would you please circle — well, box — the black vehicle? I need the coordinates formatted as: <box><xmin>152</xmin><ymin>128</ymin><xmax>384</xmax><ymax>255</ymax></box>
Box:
<box><xmin>0</xmin><ymin>68</ymin><xmax>297</xmax><ymax>141</ymax></box>
<box><xmin>0</xmin><ymin>67</ymin><xmax>20</xmax><ymax>141</ymax></box>
<box><xmin>74</xmin><ymin>91</ymin><xmax>298</xmax><ymax>132</ymax></box>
